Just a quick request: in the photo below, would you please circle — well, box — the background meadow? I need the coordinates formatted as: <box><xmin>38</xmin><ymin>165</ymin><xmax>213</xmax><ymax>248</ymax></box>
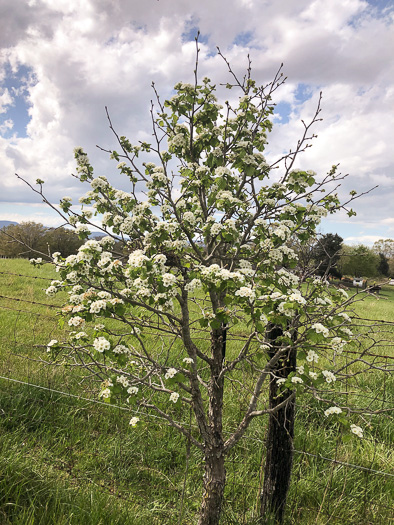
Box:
<box><xmin>0</xmin><ymin>258</ymin><xmax>393</xmax><ymax>524</ymax></box>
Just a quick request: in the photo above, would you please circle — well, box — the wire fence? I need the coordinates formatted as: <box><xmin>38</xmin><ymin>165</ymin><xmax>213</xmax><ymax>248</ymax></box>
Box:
<box><xmin>0</xmin><ymin>267</ymin><xmax>393</xmax><ymax>524</ymax></box>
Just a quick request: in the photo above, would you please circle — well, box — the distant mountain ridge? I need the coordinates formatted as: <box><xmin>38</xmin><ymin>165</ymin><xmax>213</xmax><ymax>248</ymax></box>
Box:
<box><xmin>0</xmin><ymin>221</ymin><xmax>18</xmax><ymax>229</ymax></box>
<box><xmin>0</xmin><ymin>220</ymin><xmax>103</xmax><ymax>238</ymax></box>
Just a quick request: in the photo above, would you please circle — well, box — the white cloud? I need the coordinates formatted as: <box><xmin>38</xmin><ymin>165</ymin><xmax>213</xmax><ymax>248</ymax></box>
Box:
<box><xmin>344</xmin><ymin>235</ymin><xmax>391</xmax><ymax>245</ymax></box>
<box><xmin>0</xmin><ymin>0</ymin><xmax>392</xmax><ymax>241</ymax></box>
<box><xmin>0</xmin><ymin>88</ymin><xmax>13</xmax><ymax>113</ymax></box>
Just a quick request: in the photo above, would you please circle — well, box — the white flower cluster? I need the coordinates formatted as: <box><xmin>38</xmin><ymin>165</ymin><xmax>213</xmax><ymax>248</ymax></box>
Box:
<box><xmin>331</xmin><ymin>337</ymin><xmax>346</xmax><ymax>354</ymax></box>
<box><xmin>215</xmin><ymin>166</ymin><xmax>233</xmax><ymax>178</ymax></box>
<box><xmin>165</xmin><ymin>368</ymin><xmax>177</xmax><ymax>379</ymax></box>
<box><xmin>68</xmin><ymin>316</ymin><xmax>85</xmax><ymax>328</ymax></box>
<box><xmin>338</xmin><ymin>312</ymin><xmax>351</xmax><ymax>322</ymax></box>
<box><xmin>93</xmin><ymin>337</ymin><xmax>111</xmax><ymax>353</ymax></box>
<box><xmin>116</xmin><ymin>375</ymin><xmax>129</xmax><ymax>388</ymax></box>
<box><xmin>168</xmin><ymin>133</ymin><xmax>188</xmax><ymax>150</ymax></box>
<box><xmin>341</xmin><ymin>327</ymin><xmax>353</xmax><ymax>337</ymax></box>
<box><xmin>100</xmin><ymin>388</ymin><xmax>111</xmax><ymax>399</ymax></box>
<box><xmin>185</xmin><ymin>279</ymin><xmax>202</xmax><ymax>292</ymax></box>
<box><xmin>151</xmin><ymin>166</ymin><xmax>167</xmax><ymax>183</ymax></box>
<box><xmin>291</xmin><ymin>376</ymin><xmax>303</xmax><ymax>384</ymax></box>
<box><xmin>73</xmin><ymin>332</ymin><xmax>87</xmax><ymax>341</ymax></box>
<box><xmin>169</xmin><ymin>392</ymin><xmax>179</xmax><ymax>403</ymax></box>
<box><xmin>162</xmin><ymin>273</ymin><xmax>177</xmax><ymax>287</ymax></box>
<box><xmin>75</xmin><ymin>224</ymin><xmax>90</xmax><ymax>235</ymax></box>
<box><xmin>91</xmin><ymin>176</ymin><xmax>109</xmax><ymax>190</ymax></box>
<box><xmin>314</xmin><ymin>297</ymin><xmax>332</xmax><ymax>306</ymax></box>
<box><xmin>183</xmin><ymin>211</ymin><xmax>197</xmax><ymax>224</ymax></box>
<box><xmin>322</xmin><ymin>370</ymin><xmax>336</xmax><ymax>383</ymax></box>
<box><xmin>216</xmin><ymin>190</ymin><xmax>242</xmax><ymax>205</ymax></box>
<box><xmin>90</xmin><ymin>300</ymin><xmax>107</xmax><ymax>313</ymax></box>
<box><xmin>272</xmin><ymin>223</ymin><xmax>291</xmax><ymax>241</ymax></box>
<box><xmin>200</xmin><ymin>264</ymin><xmax>244</xmax><ymax>286</ymax></box>
<box><xmin>239</xmin><ymin>259</ymin><xmax>254</xmax><ymax>277</ymax></box>
<box><xmin>224</xmin><ymin>219</ymin><xmax>238</xmax><ymax>233</ymax></box>
<box><xmin>113</xmin><ymin>344</ymin><xmax>130</xmax><ymax>355</ymax></box>
<box><xmin>47</xmin><ymin>339</ymin><xmax>58</xmax><ymax>352</ymax></box>
<box><xmin>277</xmin><ymin>269</ymin><xmax>299</xmax><ymax>287</ymax></box>
<box><xmin>278</xmin><ymin>301</ymin><xmax>296</xmax><ymax>318</ymax></box>
<box><xmin>312</xmin><ymin>323</ymin><xmax>330</xmax><ymax>338</ymax></box>
<box><xmin>129</xmin><ymin>417</ymin><xmax>139</xmax><ymax>427</ymax></box>
<box><xmin>306</xmin><ymin>350</ymin><xmax>319</xmax><ymax>363</ymax></box>
<box><xmin>235</xmin><ymin>286</ymin><xmax>256</xmax><ymax>301</ymax></box>
<box><xmin>288</xmin><ymin>291</ymin><xmax>307</xmax><ymax>305</ymax></box>
<box><xmin>324</xmin><ymin>406</ymin><xmax>342</xmax><ymax>416</ymax></box>
<box><xmin>350</xmin><ymin>424</ymin><xmax>363</xmax><ymax>438</ymax></box>
<box><xmin>128</xmin><ymin>250</ymin><xmax>149</xmax><ymax>268</ymax></box>
<box><xmin>210</xmin><ymin>222</ymin><xmax>223</xmax><ymax>237</ymax></box>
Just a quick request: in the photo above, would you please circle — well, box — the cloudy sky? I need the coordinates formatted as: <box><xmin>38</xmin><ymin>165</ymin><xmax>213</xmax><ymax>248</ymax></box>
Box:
<box><xmin>1</xmin><ymin>0</ymin><xmax>393</xmax><ymax>245</ymax></box>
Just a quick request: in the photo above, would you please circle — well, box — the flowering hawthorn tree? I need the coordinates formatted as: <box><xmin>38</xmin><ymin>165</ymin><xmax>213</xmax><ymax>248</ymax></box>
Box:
<box><xmin>23</xmin><ymin>47</ymin><xmax>385</xmax><ymax>524</ymax></box>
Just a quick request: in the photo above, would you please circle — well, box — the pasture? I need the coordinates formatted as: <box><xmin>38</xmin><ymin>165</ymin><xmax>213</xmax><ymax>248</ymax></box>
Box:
<box><xmin>0</xmin><ymin>258</ymin><xmax>393</xmax><ymax>524</ymax></box>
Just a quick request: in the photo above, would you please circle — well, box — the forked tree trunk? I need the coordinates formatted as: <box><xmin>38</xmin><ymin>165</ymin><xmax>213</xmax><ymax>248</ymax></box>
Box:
<box><xmin>198</xmin><ymin>450</ymin><xmax>226</xmax><ymax>525</ymax></box>
<box><xmin>260</xmin><ymin>327</ymin><xmax>296</xmax><ymax>524</ymax></box>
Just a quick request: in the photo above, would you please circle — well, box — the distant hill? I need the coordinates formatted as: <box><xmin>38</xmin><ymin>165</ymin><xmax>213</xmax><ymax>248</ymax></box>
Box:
<box><xmin>0</xmin><ymin>220</ymin><xmax>103</xmax><ymax>239</ymax></box>
<box><xmin>0</xmin><ymin>220</ymin><xmax>18</xmax><ymax>229</ymax></box>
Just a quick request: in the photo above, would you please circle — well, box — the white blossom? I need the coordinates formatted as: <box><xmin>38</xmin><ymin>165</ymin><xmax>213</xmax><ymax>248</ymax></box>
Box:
<box><xmin>291</xmin><ymin>376</ymin><xmax>303</xmax><ymax>384</ymax></box>
<box><xmin>322</xmin><ymin>370</ymin><xmax>336</xmax><ymax>383</ymax></box>
<box><xmin>350</xmin><ymin>424</ymin><xmax>363</xmax><ymax>438</ymax></box>
<box><xmin>90</xmin><ymin>300</ymin><xmax>107</xmax><ymax>313</ymax></box>
<box><xmin>169</xmin><ymin>392</ymin><xmax>179</xmax><ymax>403</ymax></box>
<box><xmin>165</xmin><ymin>368</ymin><xmax>177</xmax><ymax>379</ymax></box>
<box><xmin>99</xmin><ymin>388</ymin><xmax>111</xmax><ymax>399</ymax></box>
<box><xmin>312</xmin><ymin>323</ymin><xmax>330</xmax><ymax>338</ymax></box>
<box><xmin>162</xmin><ymin>273</ymin><xmax>177</xmax><ymax>287</ymax></box>
<box><xmin>306</xmin><ymin>350</ymin><xmax>319</xmax><ymax>363</ymax></box>
<box><xmin>116</xmin><ymin>375</ymin><xmax>129</xmax><ymax>388</ymax></box>
<box><xmin>68</xmin><ymin>316</ymin><xmax>85</xmax><ymax>328</ymax></box>
<box><xmin>324</xmin><ymin>406</ymin><xmax>343</xmax><ymax>416</ymax></box>
<box><xmin>235</xmin><ymin>287</ymin><xmax>256</xmax><ymax>301</ymax></box>
<box><xmin>93</xmin><ymin>337</ymin><xmax>111</xmax><ymax>353</ymax></box>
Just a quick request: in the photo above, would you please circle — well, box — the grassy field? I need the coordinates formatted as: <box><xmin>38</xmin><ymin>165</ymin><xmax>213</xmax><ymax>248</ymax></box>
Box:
<box><xmin>0</xmin><ymin>258</ymin><xmax>393</xmax><ymax>524</ymax></box>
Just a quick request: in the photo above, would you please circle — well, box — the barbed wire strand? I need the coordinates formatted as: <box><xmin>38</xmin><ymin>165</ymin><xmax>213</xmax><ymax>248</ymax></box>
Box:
<box><xmin>1</xmin><ymin>374</ymin><xmax>393</xmax><ymax>481</ymax></box>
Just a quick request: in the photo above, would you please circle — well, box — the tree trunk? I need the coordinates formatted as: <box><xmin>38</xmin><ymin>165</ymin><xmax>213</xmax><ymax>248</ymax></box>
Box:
<box><xmin>197</xmin><ymin>322</ymin><xmax>227</xmax><ymax>525</ymax></box>
<box><xmin>260</xmin><ymin>326</ymin><xmax>296</xmax><ymax>524</ymax></box>
<box><xmin>198</xmin><ymin>450</ymin><xmax>226</xmax><ymax>525</ymax></box>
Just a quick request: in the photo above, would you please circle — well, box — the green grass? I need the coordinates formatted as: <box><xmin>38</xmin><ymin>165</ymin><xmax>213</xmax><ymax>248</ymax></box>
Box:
<box><xmin>0</xmin><ymin>259</ymin><xmax>393</xmax><ymax>524</ymax></box>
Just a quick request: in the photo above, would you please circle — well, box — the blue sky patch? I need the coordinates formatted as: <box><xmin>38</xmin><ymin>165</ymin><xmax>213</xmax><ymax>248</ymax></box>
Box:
<box><xmin>181</xmin><ymin>21</ymin><xmax>209</xmax><ymax>45</ymax></box>
<box><xmin>232</xmin><ymin>31</ymin><xmax>254</xmax><ymax>47</ymax></box>
<box><xmin>294</xmin><ymin>83</ymin><xmax>314</xmax><ymax>105</ymax></box>
<box><xmin>0</xmin><ymin>64</ymin><xmax>35</xmax><ymax>139</ymax></box>
<box><xmin>273</xmin><ymin>101</ymin><xmax>292</xmax><ymax>124</ymax></box>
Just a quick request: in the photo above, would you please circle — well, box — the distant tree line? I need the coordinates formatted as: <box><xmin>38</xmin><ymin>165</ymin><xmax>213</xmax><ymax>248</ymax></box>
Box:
<box><xmin>301</xmin><ymin>234</ymin><xmax>393</xmax><ymax>279</ymax></box>
<box><xmin>0</xmin><ymin>221</ymin><xmax>85</xmax><ymax>259</ymax></box>
<box><xmin>1</xmin><ymin>222</ymin><xmax>393</xmax><ymax>279</ymax></box>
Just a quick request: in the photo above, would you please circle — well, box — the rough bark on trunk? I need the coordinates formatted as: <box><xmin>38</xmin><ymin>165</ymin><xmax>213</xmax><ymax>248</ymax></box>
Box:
<box><xmin>197</xmin><ymin>321</ymin><xmax>227</xmax><ymax>525</ymax></box>
<box><xmin>198</xmin><ymin>451</ymin><xmax>226</xmax><ymax>525</ymax></box>
<box><xmin>260</xmin><ymin>326</ymin><xmax>296</xmax><ymax>524</ymax></box>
